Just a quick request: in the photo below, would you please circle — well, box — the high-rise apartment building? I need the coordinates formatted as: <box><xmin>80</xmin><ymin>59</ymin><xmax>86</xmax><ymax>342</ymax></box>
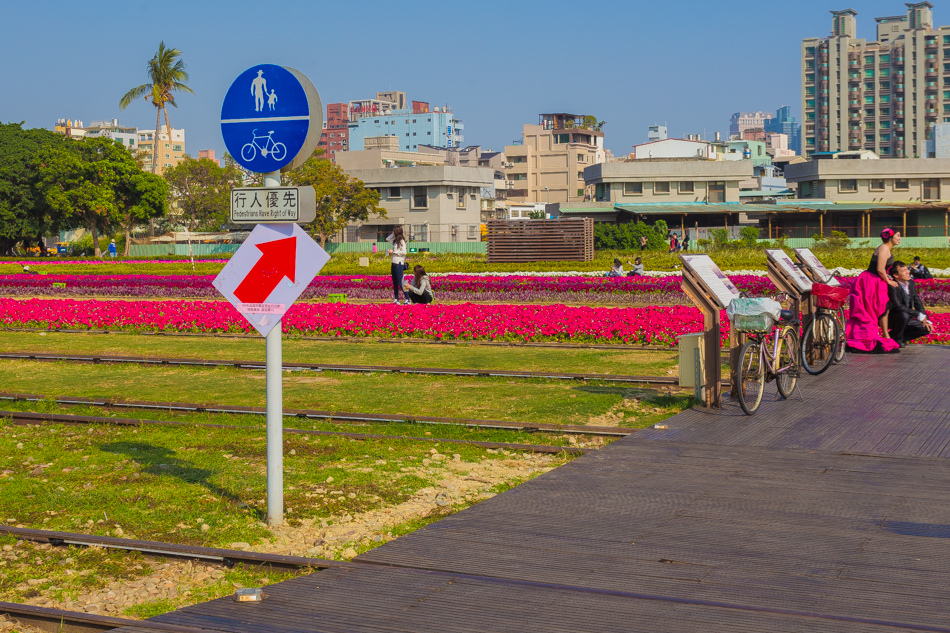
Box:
<box><xmin>801</xmin><ymin>2</ymin><xmax>950</xmax><ymax>158</ymax></box>
<box><xmin>137</xmin><ymin>125</ymin><xmax>185</xmax><ymax>174</ymax></box>
<box><xmin>317</xmin><ymin>103</ymin><xmax>349</xmax><ymax>162</ymax></box>
<box><xmin>763</xmin><ymin>106</ymin><xmax>802</xmax><ymax>154</ymax></box>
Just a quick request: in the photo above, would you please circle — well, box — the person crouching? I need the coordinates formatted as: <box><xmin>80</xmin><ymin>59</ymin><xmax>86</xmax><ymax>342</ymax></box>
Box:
<box><xmin>404</xmin><ymin>265</ymin><xmax>434</xmax><ymax>305</ymax></box>
<box><xmin>887</xmin><ymin>260</ymin><xmax>934</xmax><ymax>346</ymax></box>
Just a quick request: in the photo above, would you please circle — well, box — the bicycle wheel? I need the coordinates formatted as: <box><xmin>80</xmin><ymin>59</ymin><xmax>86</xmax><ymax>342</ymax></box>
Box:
<box><xmin>833</xmin><ymin>306</ymin><xmax>846</xmax><ymax>363</ymax></box>
<box><xmin>776</xmin><ymin>327</ymin><xmax>799</xmax><ymax>399</ymax></box>
<box><xmin>271</xmin><ymin>142</ymin><xmax>287</xmax><ymax>161</ymax></box>
<box><xmin>737</xmin><ymin>339</ymin><xmax>765</xmax><ymax>415</ymax></box>
<box><xmin>241</xmin><ymin>143</ymin><xmax>256</xmax><ymax>162</ymax></box>
<box><xmin>801</xmin><ymin>312</ymin><xmax>838</xmax><ymax>375</ymax></box>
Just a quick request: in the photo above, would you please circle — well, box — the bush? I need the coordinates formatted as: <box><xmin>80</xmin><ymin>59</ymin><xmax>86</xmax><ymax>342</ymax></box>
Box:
<box><xmin>813</xmin><ymin>230</ymin><xmax>852</xmax><ymax>250</ymax></box>
<box><xmin>594</xmin><ymin>220</ymin><xmax>669</xmax><ymax>251</ymax></box>
<box><xmin>739</xmin><ymin>226</ymin><xmax>760</xmax><ymax>247</ymax></box>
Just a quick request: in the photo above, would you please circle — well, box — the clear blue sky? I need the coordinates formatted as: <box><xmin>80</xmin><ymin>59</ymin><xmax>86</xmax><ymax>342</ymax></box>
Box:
<box><xmin>0</xmin><ymin>0</ymin><xmax>925</xmax><ymax>158</ymax></box>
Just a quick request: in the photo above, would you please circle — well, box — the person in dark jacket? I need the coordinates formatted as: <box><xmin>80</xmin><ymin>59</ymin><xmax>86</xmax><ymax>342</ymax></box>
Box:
<box><xmin>909</xmin><ymin>256</ymin><xmax>933</xmax><ymax>280</ymax></box>
<box><xmin>887</xmin><ymin>261</ymin><xmax>934</xmax><ymax>346</ymax></box>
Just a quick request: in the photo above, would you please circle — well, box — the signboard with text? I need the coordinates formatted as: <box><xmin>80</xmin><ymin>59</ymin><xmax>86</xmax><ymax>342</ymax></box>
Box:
<box><xmin>766</xmin><ymin>249</ymin><xmax>813</xmax><ymax>294</ymax></box>
<box><xmin>230</xmin><ymin>186</ymin><xmax>316</xmax><ymax>224</ymax></box>
<box><xmin>680</xmin><ymin>254</ymin><xmax>741</xmax><ymax>309</ymax></box>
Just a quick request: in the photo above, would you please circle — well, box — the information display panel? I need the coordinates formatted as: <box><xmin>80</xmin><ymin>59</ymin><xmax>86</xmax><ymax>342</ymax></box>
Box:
<box><xmin>680</xmin><ymin>254</ymin><xmax>741</xmax><ymax>309</ymax></box>
<box><xmin>794</xmin><ymin>248</ymin><xmax>841</xmax><ymax>287</ymax></box>
<box><xmin>766</xmin><ymin>249</ymin><xmax>813</xmax><ymax>294</ymax></box>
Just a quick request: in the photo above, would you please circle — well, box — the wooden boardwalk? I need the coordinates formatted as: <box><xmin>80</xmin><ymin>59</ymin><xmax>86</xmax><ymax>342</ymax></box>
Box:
<box><xmin>127</xmin><ymin>345</ymin><xmax>950</xmax><ymax>632</ymax></box>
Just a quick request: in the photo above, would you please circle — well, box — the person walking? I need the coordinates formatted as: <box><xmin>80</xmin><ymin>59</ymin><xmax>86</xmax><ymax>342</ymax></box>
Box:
<box><xmin>404</xmin><ymin>265</ymin><xmax>434</xmax><ymax>304</ymax></box>
<box><xmin>681</xmin><ymin>233</ymin><xmax>690</xmax><ymax>252</ymax></box>
<box><xmin>108</xmin><ymin>239</ymin><xmax>117</xmax><ymax>259</ymax></box>
<box><xmin>639</xmin><ymin>235</ymin><xmax>648</xmax><ymax>251</ymax></box>
<box><xmin>386</xmin><ymin>226</ymin><xmax>408</xmax><ymax>304</ymax></box>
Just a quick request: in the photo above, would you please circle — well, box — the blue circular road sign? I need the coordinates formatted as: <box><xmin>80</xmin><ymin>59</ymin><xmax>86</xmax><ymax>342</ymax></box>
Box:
<box><xmin>221</xmin><ymin>64</ymin><xmax>323</xmax><ymax>174</ymax></box>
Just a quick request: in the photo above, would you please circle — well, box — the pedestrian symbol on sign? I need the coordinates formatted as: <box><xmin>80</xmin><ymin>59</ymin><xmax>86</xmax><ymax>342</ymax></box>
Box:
<box><xmin>251</xmin><ymin>70</ymin><xmax>269</xmax><ymax>112</ymax></box>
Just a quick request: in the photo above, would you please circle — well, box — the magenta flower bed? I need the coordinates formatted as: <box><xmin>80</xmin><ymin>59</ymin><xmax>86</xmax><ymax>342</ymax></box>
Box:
<box><xmin>0</xmin><ymin>298</ymin><xmax>713</xmax><ymax>345</ymax></box>
<box><xmin>1</xmin><ymin>297</ymin><xmax>948</xmax><ymax>346</ymax></box>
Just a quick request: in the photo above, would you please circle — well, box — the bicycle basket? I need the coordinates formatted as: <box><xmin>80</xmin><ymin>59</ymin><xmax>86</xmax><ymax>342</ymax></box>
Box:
<box><xmin>732</xmin><ymin>313</ymin><xmax>776</xmax><ymax>333</ymax></box>
<box><xmin>812</xmin><ymin>283</ymin><xmax>849</xmax><ymax>310</ymax></box>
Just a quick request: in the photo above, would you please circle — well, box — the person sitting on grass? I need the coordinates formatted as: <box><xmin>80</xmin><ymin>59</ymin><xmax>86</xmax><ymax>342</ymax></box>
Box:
<box><xmin>404</xmin><ymin>264</ymin><xmax>434</xmax><ymax>305</ymax></box>
<box><xmin>626</xmin><ymin>257</ymin><xmax>644</xmax><ymax>277</ymax></box>
<box><xmin>607</xmin><ymin>258</ymin><xmax>624</xmax><ymax>277</ymax></box>
<box><xmin>887</xmin><ymin>260</ymin><xmax>934</xmax><ymax>347</ymax></box>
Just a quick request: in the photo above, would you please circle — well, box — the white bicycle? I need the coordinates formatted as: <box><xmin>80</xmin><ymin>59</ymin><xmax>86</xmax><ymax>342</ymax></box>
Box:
<box><xmin>241</xmin><ymin>130</ymin><xmax>287</xmax><ymax>162</ymax></box>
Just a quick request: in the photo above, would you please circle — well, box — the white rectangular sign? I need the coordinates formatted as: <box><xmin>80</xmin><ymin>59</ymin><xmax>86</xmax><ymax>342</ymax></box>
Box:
<box><xmin>681</xmin><ymin>254</ymin><xmax>741</xmax><ymax>309</ymax></box>
<box><xmin>794</xmin><ymin>248</ymin><xmax>841</xmax><ymax>287</ymax></box>
<box><xmin>766</xmin><ymin>249</ymin><xmax>813</xmax><ymax>294</ymax></box>
<box><xmin>230</xmin><ymin>186</ymin><xmax>317</xmax><ymax>224</ymax></box>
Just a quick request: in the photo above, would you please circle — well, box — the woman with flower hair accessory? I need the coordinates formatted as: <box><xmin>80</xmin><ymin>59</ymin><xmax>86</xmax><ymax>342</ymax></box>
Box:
<box><xmin>845</xmin><ymin>227</ymin><xmax>901</xmax><ymax>353</ymax></box>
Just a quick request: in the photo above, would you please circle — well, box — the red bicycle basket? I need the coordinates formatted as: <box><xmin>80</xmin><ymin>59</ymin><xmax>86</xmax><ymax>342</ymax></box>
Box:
<box><xmin>812</xmin><ymin>283</ymin><xmax>849</xmax><ymax>310</ymax></box>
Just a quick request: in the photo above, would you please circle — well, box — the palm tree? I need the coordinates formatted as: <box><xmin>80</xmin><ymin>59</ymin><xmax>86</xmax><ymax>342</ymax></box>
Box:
<box><xmin>119</xmin><ymin>42</ymin><xmax>194</xmax><ymax>175</ymax></box>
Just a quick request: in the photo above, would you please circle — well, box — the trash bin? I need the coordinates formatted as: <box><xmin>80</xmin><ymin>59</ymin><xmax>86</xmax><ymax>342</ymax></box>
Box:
<box><xmin>678</xmin><ymin>333</ymin><xmax>705</xmax><ymax>393</ymax></box>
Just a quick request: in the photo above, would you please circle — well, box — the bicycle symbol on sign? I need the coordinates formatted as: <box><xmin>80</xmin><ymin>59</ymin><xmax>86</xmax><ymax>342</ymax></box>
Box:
<box><xmin>241</xmin><ymin>129</ymin><xmax>287</xmax><ymax>162</ymax></box>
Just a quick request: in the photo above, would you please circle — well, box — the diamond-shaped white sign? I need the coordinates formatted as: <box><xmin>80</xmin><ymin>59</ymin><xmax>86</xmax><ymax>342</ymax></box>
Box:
<box><xmin>213</xmin><ymin>223</ymin><xmax>329</xmax><ymax>336</ymax></box>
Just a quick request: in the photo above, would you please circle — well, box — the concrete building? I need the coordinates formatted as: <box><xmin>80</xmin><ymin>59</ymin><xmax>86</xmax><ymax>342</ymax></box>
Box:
<box><xmin>317</xmin><ymin>103</ymin><xmax>349</xmax><ymax>162</ymax></box>
<box><xmin>632</xmin><ymin>138</ymin><xmax>718</xmax><ymax>160</ymax></box>
<box><xmin>137</xmin><ymin>125</ymin><xmax>185</xmax><ymax>175</ymax></box>
<box><xmin>586</xmin><ymin>159</ymin><xmax>751</xmax><ymax>205</ymax></box>
<box><xmin>647</xmin><ymin>124</ymin><xmax>668</xmax><ymax>142</ymax></box>
<box><xmin>53</xmin><ymin>118</ymin><xmax>86</xmax><ymax>139</ymax></box>
<box><xmin>338</xmin><ymin>151</ymin><xmax>493</xmax><ymax>243</ymax></box>
<box><xmin>722</xmin><ymin>140</ymin><xmax>772</xmax><ymax>167</ymax></box>
<box><xmin>730</xmin><ymin>111</ymin><xmax>774</xmax><ymax>139</ymax></box>
<box><xmin>503</xmin><ymin>113</ymin><xmax>606</xmax><ymax>204</ymax></box>
<box><xmin>82</xmin><ymin>119</ymin><xmax>139</xmax><ymax>153</ymax></box>
<box><xmin>348</xmin><ymin>100</ymin><xmax>463</xmax><ymax>153</ymax></box>
<box><xmin>801</xmin><ymin>2</ymin><xmax>950</xmax><ymax>159</ymax></box>
<box><xmin>782</xmin><ymin>156</ymin><xmax>950</xmax><ymax>237</ymax></box>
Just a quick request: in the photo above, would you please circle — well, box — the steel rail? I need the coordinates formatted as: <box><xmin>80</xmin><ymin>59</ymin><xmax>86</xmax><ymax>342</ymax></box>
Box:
<box><xmin>0</xmin><ymin>392</ymin><xmax>635</xmax><ymax>437</ymax></box>
<box><xmin>0</xmin><ymin>409</ymin><xmax>593</xmax><ymax>454</ymax></box>
<box><xmin>0</xmin><ymin>601</ymin><xmax>232</xmax><ymax>633</ymax></box>
<box><xmin>0</xmin><ymin>351</ymin><xmax>681</xmax><ymax>385</ymax></box>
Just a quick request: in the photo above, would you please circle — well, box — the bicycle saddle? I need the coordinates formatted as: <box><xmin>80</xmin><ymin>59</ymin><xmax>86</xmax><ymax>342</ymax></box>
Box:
<box><xmin>779</xmin><ymin>309</ymin><xmax>795</xmax><ymax>321</ymax></box>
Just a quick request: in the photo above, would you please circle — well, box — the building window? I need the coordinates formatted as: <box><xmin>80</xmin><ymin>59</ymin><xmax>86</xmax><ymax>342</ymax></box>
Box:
<box><xmin>412</xmin><ymin>187</ymin><xmax>428</xmax><ymax>209</ymax></box>
<box><xmin>411</xmin><ymin>224</ymin><xmax>428</xmax><ymax>242</ymax></box>
<box><xmin>708</xmin><ymin>181</ymin><xmax>726</xmax><ymax>203</ymax></box>
<box><xmin>680</xmin><ymin>181</ymin><xmax>694</xmax><ymax>193</ymax></box>
<box><xmin>467</xmin><ymin>225</ymin><xmax>478</xmax><ymax>240</ymax></box>
<box><xmin>345</xmin><ymin>226</ymin><xmax>359</xmax><ymax>243</ymax></box>
<box><xmin>389</xmin><ymin>187</ymin><xmax>401</xmax><ymax>198</ymax></box>
<box><xmin>577</xmin><ymin>154</ymin><xmax>584</xmax><ymax>162</ymax></box>
<box><xmin>894</xmin><ymin>178</ymin><xmax>909</xmax><ymax>191</ymax></box>
<box><xmin>924</xmin><ymin>179</ymin><xmax>940</xmax><ymax>200</ymax></box>
<box><xmin>623</xmin><ymin>182</ymin><xmax>642</xmax><ymax>195</ymax></box>
<box><xmin>577</xmin><ymin>172</ymin><xmax>584</xmax><ymax>180</ymax></box>
<box><xmin>172</xmin><ymin>144</ymin><xmax>183</xmax><ymax>152</ymax></box>
<box><xmin>457</xmin><ymin>188</ymin><xmax>467</xmax><ymax>209</ymax></box>
<box><xmin>839</xmin><ymin>179</ymin><xmax>858</xmax><ymax>192</ymax></box>
<box><xmin>654</xmin><ymin>181</ymin><xmax>670</xmax><ymax>194</ymax></box>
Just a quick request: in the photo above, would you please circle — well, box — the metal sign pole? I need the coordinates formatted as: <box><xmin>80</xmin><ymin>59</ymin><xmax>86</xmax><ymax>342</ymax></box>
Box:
<box><xmin>263</xmin><ymin>170</ymin><xmax>283</xmax><ymax>527</ymax></box>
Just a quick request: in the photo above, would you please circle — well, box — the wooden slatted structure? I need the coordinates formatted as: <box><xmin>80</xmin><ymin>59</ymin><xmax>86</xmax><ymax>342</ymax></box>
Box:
<box><xmin>485</xmin><ymin>218</ymin><xmax>594</xmax><ymax>263</ymax></box>
<box><xmin>129</xmin><ymin>345</ymin><xmax>950</xmax><ymax>633</ymax></box>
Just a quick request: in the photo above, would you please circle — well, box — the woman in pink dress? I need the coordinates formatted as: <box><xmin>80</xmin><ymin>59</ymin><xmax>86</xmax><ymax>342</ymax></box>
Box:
<box><xmin>845</xmin><ymin>228</ymin><xmax>901</xmax><ymax>353</ymax></box>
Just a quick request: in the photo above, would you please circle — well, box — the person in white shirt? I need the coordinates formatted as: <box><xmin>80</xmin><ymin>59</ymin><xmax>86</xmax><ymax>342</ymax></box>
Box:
<box><xmin>404</xmin><ymin>265</ymin><xmax>434</xmax><ymax>305</ymax></box>
<box><xmin>607</xmin><ymin>258</ymin><xmax>624</xmax><ymax>277</ymax></box>
<box><xmin>887</xmin><ymin>261</ymin><xmax>933</xmax><ymax>346</ymax></box>
<box><xmin>386</xmin><ymin>226</ymin><xmax>408</xmax><ymax>304</ymax></box>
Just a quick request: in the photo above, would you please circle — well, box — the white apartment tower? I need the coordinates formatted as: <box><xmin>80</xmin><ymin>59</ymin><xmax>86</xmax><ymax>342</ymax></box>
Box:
<box><xmin>802</xmin><ymin>2</ymin><xmax>950</xmax><ymax>159</ymax></box>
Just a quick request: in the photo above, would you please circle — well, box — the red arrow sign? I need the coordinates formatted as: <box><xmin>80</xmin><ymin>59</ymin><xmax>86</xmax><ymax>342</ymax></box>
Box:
<box><xmin>234</xmin><ymin>236</ymin><xmax>297</xmax><ymax>304</ymax></box>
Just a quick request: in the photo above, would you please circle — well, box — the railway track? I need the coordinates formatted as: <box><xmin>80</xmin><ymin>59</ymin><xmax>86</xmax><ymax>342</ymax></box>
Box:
<box><xmin>0</xmin><ymin>351</ymin><xmax>682</xmax><ymax>386</ymax></box>
<box><xmin>0</xmin><ymin>602</ymin><xmax>219</xmax><ymax>633</ymax></box>
<box><xmin>0</xmin><ymin>408</ymin><xmax>595</xmax><ymax>454</ymax></box>
<box><xmin>0</xmin><ymin>391</ymin><xmax>636</xmax><ymax>437</ymax></box>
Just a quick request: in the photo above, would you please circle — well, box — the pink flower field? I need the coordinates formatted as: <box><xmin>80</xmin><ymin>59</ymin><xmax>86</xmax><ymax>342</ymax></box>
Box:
<box><xmin>0</xmin><ymin>297</ymin><xmax>947</xmax><ymax>346</ymax></box>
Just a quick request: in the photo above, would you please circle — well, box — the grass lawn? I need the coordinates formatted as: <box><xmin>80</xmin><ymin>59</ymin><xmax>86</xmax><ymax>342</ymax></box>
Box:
<box><xmin>0</xmin><ymin>331</ymin><xmax>681</xmax><ymax>376</ymax></box>
<box><xmin>0</xmin><ymin>359</ymin><xmax>690</xmax><ymax>428</ymax></box>
<box><xmin>0</xmin><ymin>415</ymin><xmax>575</xmax><ymax>615</ymax></box>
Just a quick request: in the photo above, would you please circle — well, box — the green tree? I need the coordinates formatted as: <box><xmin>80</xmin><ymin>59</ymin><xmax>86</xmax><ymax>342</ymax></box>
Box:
<box><xmin>0</xmin><ymin>123</ymin><xmax>68</xmax><ymax>255</ymax></box>
<box><xmin>163</xmin><ymin>156</ymin><xmax>242</xmax><ymax>232</ymax></box>
<box><xmin>119</xmin><ymin>42</ymin><xmax>194</xmax><ymax>175</ymax></box>
<box><xmin>37</xmin><ymin>137</ymin><xmax>160</xmax><ymax>257</ymax></box>
<box><xmin>284</xmin><ymin>154</ymin><xmax>386</xmax><ymax>247</ymax></box>
<box><xmin>117</xmin><ymin>169</ymin><xmax>169</xmax><ymax>255</ymax></box>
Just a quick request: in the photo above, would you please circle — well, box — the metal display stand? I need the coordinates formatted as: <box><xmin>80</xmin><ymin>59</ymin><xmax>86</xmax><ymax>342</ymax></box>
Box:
<box><xmin>679</xmin><ymin>255</ymin><xmax>742</xmax><ymax>408</ymax></box>
<box><xmin>794</xmin><ymin>248</ymin><xmax>847</xmax><ymax>367</ymax></box>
